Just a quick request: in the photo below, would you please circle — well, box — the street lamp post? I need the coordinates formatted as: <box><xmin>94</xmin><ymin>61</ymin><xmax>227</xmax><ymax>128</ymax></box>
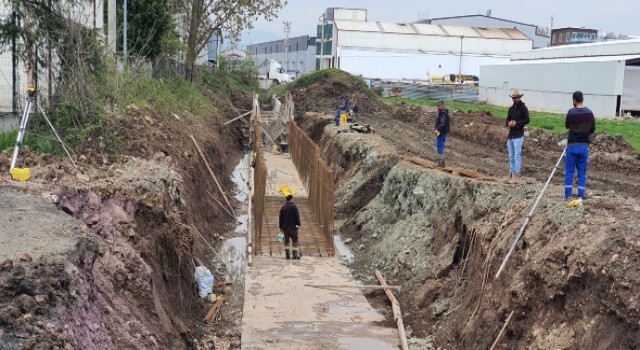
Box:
<box><xmin>458</xmin><ymin>36</ymin><xmax>464</xmax><ymax>78</ymax></box>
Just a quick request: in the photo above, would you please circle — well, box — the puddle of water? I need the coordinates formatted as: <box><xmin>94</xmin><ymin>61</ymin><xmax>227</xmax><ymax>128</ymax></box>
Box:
<box><xmin>231</xmin><ymin>154</ymin><xmax>251</xmax><ymax>203</ymax></box>
<box><xmin>337</xmin><ymin>337</ymin><xmax>397</xmax><ymax>350</ymax></box>
<box><xmin>235</xmin><ymin>214</ymin><xmax>248</xmax><ymax>233</ymax></box>
<box><xmin>334</xmin><ymin>235</ymin><xmax>355</xmax><ymax>264</ymax></box>
<box><xmin>315</xmin><ymin>306</ymin><xmax>370</xmax><ymax>315</ymax></box>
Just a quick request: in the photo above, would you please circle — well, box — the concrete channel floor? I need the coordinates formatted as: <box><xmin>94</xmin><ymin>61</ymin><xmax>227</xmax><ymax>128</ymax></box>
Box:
<box><xmin>241</xmin><ymin>150</ymin><xmax>399</xmax><ymax>349</ymax></box>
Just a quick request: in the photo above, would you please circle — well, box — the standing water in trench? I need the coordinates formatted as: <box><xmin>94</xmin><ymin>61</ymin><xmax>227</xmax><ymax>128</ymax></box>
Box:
<box><xmin>217</xmin><ymin>154</ymin><xmax>250</xmax><ymax>301</ymax></box>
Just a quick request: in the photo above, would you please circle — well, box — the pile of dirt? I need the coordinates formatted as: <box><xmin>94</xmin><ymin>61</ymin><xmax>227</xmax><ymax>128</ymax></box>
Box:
<box><xmin>0</xmin><ymin>91</ymin><xmax>251</xmax><ymax>349</ymax></box>
<box><xmin>291</xmin><ymin>74</ymin><xmax>640</xmax><ymax>350</ymax></box>
<box><xmin>288</xmin><ymin>70</ymin><xmax>388</xmax><ymax>118</ymax></box>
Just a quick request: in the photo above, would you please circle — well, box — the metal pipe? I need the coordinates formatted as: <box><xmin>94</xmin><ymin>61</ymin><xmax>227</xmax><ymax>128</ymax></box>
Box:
<box><xmin>495</xmin><ymin>148</ymin><xmax>566</xmax><ymax>279</ymax></box>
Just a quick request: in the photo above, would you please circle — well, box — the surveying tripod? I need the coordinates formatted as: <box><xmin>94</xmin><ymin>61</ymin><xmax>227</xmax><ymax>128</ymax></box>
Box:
<box><xmin>10</xmin><ymin>86</ymin><xmax>77</xmax><ymax>173</ymax></box>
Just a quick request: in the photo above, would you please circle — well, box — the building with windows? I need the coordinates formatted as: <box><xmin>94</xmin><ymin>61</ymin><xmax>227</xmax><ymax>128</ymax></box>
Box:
<box><xmin>551</xmin><ymin>27</ymin><xmax>598</xmax><ymax>46</ymax></box>
<box><xmin>479</xmin><ymin>39</ymin><xmax>640</xmax><ymax>117</ymax></box>
<box><xmin>419</xmin><ymin>14</ymin><xmax>550</xmax><ymax>48</ymax></box>
<box><xmin>316</xmin><ymin>7</ymin><xmax>532</xmax><ymax>80</ymax></box>
<box><xmin>247</xmin><ymin>35</ymin><xmax>317</xmax><ymax>77</ymax></box>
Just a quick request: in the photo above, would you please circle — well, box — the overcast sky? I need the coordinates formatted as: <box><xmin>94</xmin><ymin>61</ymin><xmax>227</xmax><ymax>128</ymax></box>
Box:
<box><xmin>241</xmin><ymin>0</ymin><xmax>638</xmax><ymax>45</ymax></box>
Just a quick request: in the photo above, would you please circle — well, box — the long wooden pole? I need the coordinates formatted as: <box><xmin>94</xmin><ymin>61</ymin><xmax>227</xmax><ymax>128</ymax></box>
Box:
<box><xmin>375</xmin><ymin>270</ymin><xmax>409</xmax><ymax>350</ymax></box>
<box><xmin>489</xmin><ymin>310</ymin><xmax>515</xmax><ymax>350</ymax></box>
<box><xmin>190</xmin><ymin>135</ymin><xmax>236</xmax><ymax>216</ymax></box>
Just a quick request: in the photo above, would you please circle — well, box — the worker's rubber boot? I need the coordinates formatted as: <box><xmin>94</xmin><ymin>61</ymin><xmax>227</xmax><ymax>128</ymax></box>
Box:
<box><xmin>441</xmin><ymin>155</ymin><xmax>446</xmax><ymax>168</ymax></box>
<box><xmin>292</xmin><ymin>250</ymin><xmax>300</xmax><ymax>260</ymax></box>
<box><xmin>285</xmin><ymin>249</ymin><xmax>291</xmax><ymax>260</ymax></box>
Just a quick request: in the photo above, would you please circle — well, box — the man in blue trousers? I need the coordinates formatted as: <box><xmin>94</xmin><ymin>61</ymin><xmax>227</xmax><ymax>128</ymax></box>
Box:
<box><xmin>433</xmin><ymin>100</ymin><xmax>450</xmax><ymax>167</ymax></box>
<box><xmin>565</xmin><ymin>91</ymin><xmax>596</xmax><ymax>207</ymax></box>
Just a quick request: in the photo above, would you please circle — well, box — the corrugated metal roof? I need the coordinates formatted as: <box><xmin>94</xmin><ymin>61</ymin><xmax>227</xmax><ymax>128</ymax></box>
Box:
<box><xmin>492</xmin><ymin>54</ymin><xmax>640</xmax><ymax>65</ymax></box>
<box><xmin>334</xmin><ymin>20</ymin><xmax>530</xmax><ymax>40</ymax></box>
<box><xmin>412</xmin><ymin>23</ymin><xmax>447</xmax><ymax>36</ymax></box>
<box><xmin>334</xmin><ymin>20</ymin><xmax>380</xmax><ymax>32</ymax></box>
<box><xmin>379</xmin><ymin>22</ymin><xmax>416</xmax><ymax>34</ymax></box>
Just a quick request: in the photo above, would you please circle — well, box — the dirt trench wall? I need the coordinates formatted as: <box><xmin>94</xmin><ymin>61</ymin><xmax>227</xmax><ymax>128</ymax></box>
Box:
<box><xmin>312</xmin><ymin>121</ymin><xmax>640</xmax><ymax>350</ymax></box>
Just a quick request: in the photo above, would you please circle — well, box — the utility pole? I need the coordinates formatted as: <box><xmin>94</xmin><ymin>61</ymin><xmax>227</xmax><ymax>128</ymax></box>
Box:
<box><xmin>319</xmin><ymin>14</ymin><xmax>324</xmax><ymax>70</ymax></box>
<box><xmin>283</xmin><ymin>21</ymin><xmax>291</xmax><ymax>74</ymax></box>
<box><xmin>550</xmin><ymin>16</ymin><xmax>554</xmax><ymax>47</ymax></box>
<box><xmin>108</xmin><ymin>0</ymin><xmax>116</xmax><ymax>54</ymax></box>
<box><xmin>123</xmin><ymin>0</ymin><xmax>128</xmax><ymax>61</ymax></box>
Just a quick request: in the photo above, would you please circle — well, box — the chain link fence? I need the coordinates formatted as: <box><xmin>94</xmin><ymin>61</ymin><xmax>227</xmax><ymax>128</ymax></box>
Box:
<box><xmin>369</xmin><ymin>80</ymin><xmax>479</xmax><ymax>102</ymax></box>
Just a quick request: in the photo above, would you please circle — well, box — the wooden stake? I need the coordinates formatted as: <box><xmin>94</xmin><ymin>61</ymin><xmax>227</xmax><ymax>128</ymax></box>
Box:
<box><xmin>190</xmin><ymin>135</ymin><xmax>236</xmax><ymax>216</ymax></box>
<box><xmin>489</xmin><ymin>310</ymin><xmax>514</xmax><ymax>350</ymax></box>
<box><xmin>375</xmin><ymin>270</ymin><xmax>409</xmax><ymax>350</ymax></box>
<box><xmin>207</xmin><ymin>191</ymin><xmax>235</xmax><ymax>219</ymax></box>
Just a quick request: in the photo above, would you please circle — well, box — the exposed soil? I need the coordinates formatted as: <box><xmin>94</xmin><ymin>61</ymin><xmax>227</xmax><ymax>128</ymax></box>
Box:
<box><xmin>0</xmin><ymin>93</ymin><xmax>250</xmax><ymax>349</ymax></box>
<box><xmin>289</xmin><ymin>72</ymin><xmax>640</xmax><ymax>350</ymax></box>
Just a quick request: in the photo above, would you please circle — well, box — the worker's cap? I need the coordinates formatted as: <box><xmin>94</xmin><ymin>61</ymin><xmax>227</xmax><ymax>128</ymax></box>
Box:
<box><xmin>286</xmin><ymin>194</ymin><xmax>293</xmax><ymax>201</ymax></box>
<box><xmin>509</xmin><ymin>88</ymin><xmax>524</xmax><ymax>98</ymax></box>
<box><xmin>436</xmin><ymin>100</ymin><xmax>445</xmax><ymax>106</ymax></box>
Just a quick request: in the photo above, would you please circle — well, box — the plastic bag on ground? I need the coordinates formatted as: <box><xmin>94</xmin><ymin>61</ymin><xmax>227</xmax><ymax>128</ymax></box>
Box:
<box><xmin>194</xmin><ymin>265</ymin><xmax>214</xmax><ymax>299</ymax></box>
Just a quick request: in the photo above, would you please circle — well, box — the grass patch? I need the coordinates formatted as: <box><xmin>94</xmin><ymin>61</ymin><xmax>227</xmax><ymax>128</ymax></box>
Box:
<box><xmin>382</xmin><ymin>98</ymin><xmax>640</xmax><ymax>151</ymax></box>
<box><xmin>0</xmin><ymin>130</ymin><xmax>61</xmax><ymax>154</ymax></box>
<box><xmin>122</xmin><ymin>74</ymin><xmax>217</xmax><ymax>116</ymax></box>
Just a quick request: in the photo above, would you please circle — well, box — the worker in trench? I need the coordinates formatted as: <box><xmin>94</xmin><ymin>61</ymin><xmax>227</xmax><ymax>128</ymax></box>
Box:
<box><xmin>433</xmin><ymin>100</ymin><xmax>450</xmax><ymax>167</ymax></box>
<box><xmin>279</xmin><ymin>194</ymin><xmax>301</xmax><ymax>259</ymax></box>
<box><xmin>505</xmin><ymin>88</ymin><xmax>530</xmax><ymax>182</ymax></box>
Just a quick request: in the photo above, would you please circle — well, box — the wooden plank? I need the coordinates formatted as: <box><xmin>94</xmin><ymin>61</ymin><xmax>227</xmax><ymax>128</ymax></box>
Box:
<box><xmin>223</xmin><ymin>110</ymin><xmax>252</xmax><ymax>125</ymax></box>
<box><xmin>375</xmin><ymin>270</ymin><xmax>409</xmax><ymax>350</ymax></box>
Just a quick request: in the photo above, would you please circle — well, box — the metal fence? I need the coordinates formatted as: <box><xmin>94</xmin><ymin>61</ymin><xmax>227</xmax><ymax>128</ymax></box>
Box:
<box><xmin>287</xmin><ymin>105</ymin><xmax>334</xmax><ymax>248</ymax></box>
<box><xmin>369</xmin><ymin>80</ymin><xmax>479</xmax><ymax>102</ymax></box>
<box><xmin>251</xmin><ymin>95</ymin><xmax>268</xmax><ymax>249</ymax></box>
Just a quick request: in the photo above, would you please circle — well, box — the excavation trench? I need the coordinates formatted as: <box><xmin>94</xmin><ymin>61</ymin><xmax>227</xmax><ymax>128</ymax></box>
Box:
<box><xmin>301</xmin><ymin>114</ymin><xmax>640</xmax><ymax>350</ymax></box>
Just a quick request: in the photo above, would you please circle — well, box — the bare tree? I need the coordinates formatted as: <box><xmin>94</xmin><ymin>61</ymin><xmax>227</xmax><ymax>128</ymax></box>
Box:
<box><xmin>176</xmin><ymin>0</ymin><xmax>287</xmax><ymax>81</ymax></box>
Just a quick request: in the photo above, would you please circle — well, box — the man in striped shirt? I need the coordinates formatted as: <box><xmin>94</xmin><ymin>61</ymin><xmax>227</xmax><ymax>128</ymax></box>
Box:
<box><xmin>565</xmin><ymin>91</ymin><xmax>596</xmax><ymax>206</ymax></box>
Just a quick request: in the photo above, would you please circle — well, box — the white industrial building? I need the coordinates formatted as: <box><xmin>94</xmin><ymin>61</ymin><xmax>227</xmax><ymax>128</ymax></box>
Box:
<box><xmin>479</xmin><ymin>39</ymin><xmax>640</xmax><ymax>117</ymax></box>
<box><xmin>317</xmin><ymin>8</ymin><xmax>533</xmax><ymax>80</ymax></box>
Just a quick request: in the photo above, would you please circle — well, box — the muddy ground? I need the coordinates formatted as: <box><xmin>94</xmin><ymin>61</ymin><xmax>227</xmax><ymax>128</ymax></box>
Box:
<box><xmin>0</xmin><ymin>95</ymin><xmax>250</xmax><ymax>349</ymax></box>
<box><xmin>290</xmin><ymin>73</ymin><xmax>640</xmax><ymax>349</ymax></box>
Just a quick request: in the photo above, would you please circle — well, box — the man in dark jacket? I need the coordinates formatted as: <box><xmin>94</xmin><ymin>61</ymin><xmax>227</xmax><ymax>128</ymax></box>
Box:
<box><xmin>433</xmin><ymin>100</ymin><xmax>450</xmax><ymax>167</ymax></box>
<box><xmin>279</xmin><ymin>194</ymin><xmax>301</xmax><ymax>259</ymax></box>
<box><xmin>565</xmin><ymin>91</ymin><xmax>596</xmax><ymax>207</ymax></box>
<box><xmin>505</xmin><ymin>88</ymin><xmax>530</xmax><ymax>180</ymax></box>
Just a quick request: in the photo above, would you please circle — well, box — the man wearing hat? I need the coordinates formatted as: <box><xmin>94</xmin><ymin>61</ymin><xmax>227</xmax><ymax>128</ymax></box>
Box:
<box><xmin>505</xmin><ymin>88</ymin><xmax>530</xmax><ymax>181</ymax></box>
<box><xmin>433</xmin><ymin>100</ymin><xmax>450</xmax><ymax>167</ymax></box>
<box><xmin>279</xmin><ymin>194</ymin><xmax>301</xmax><ymax>259</ymax></box>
